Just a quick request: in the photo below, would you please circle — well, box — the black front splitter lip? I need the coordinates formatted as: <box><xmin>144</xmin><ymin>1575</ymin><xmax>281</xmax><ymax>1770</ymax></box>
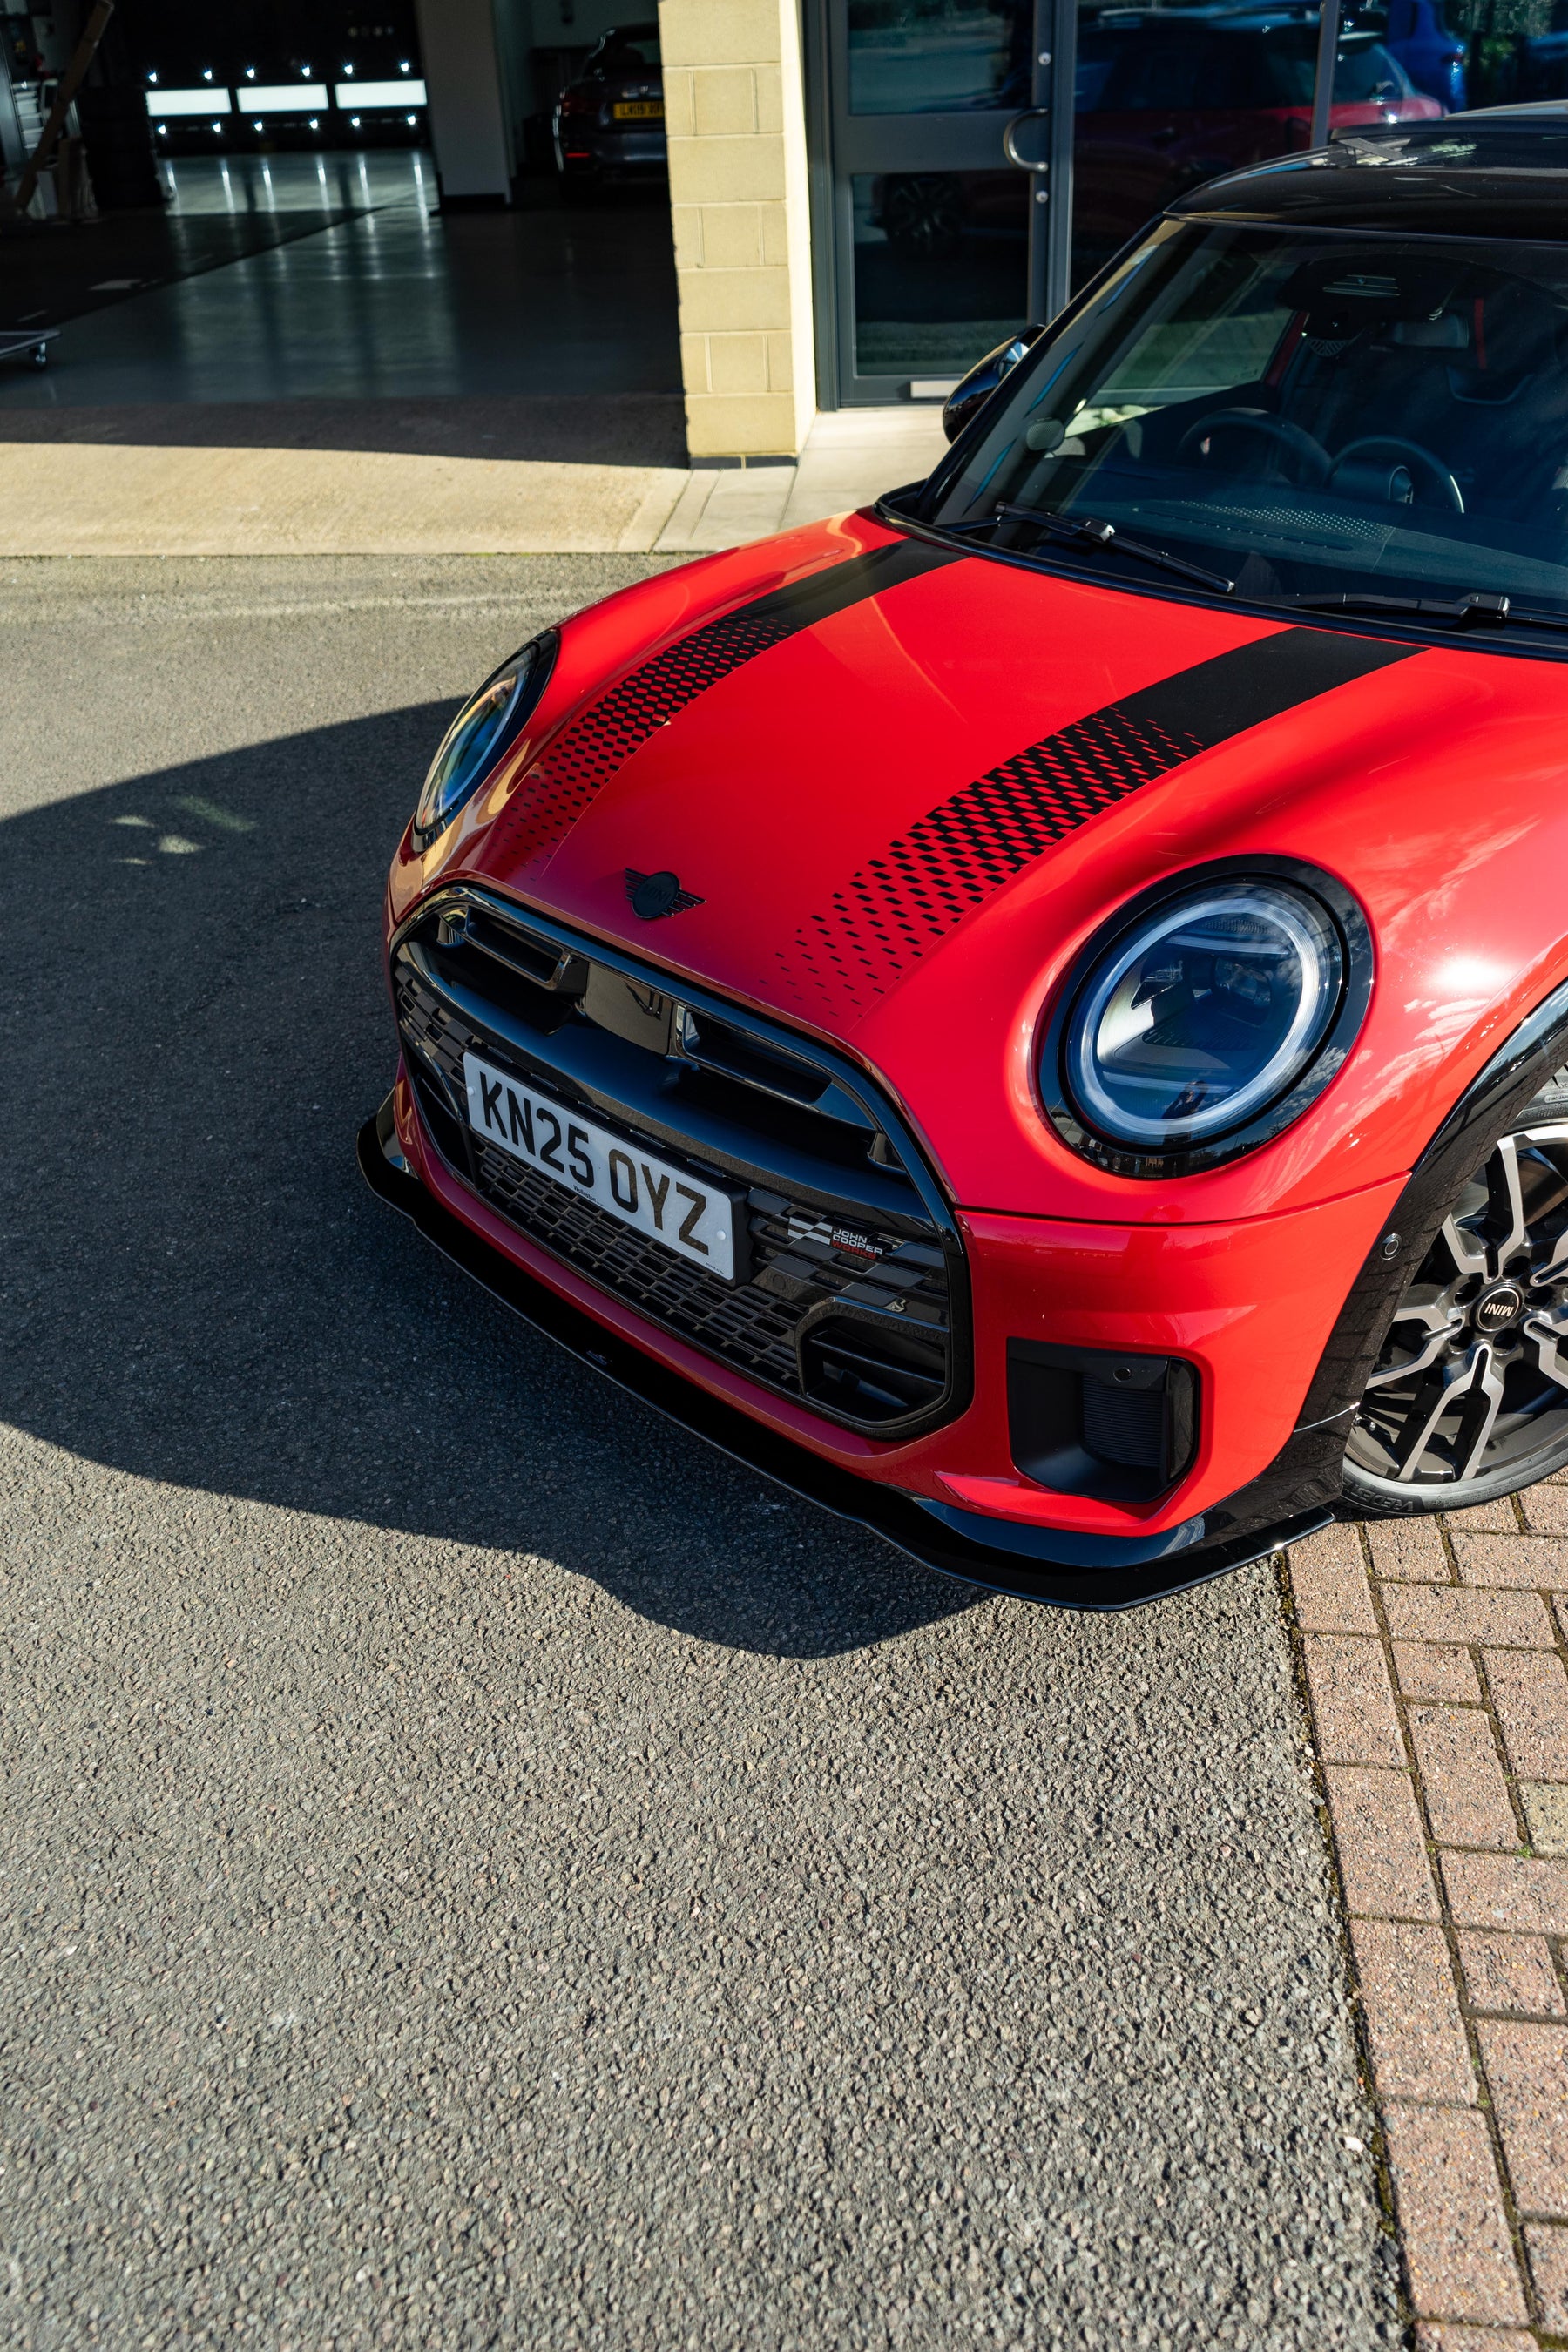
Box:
<box><xmin>358</xmin><ymin>1097</ymin><xmax>1330</xmax><ymax>1611</ymax></box>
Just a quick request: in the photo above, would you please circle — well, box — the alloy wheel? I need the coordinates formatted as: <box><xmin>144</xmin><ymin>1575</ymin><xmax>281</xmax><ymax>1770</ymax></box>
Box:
<box><xmin>1348</xmin><ymin>1121</ymin><xmax>1568</xmax><ymax>1490</ymax></box>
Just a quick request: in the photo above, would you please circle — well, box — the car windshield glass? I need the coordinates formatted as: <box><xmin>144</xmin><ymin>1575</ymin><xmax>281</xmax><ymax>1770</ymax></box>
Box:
<box><xmin>927</xmin><ymin>218</ymin><xmax>1568</xmax><ymax>618</ymax></box>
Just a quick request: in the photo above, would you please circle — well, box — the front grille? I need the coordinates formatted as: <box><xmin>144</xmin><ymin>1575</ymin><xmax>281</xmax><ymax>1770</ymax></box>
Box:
<box><xmin>391</xmin><ymin>889</ymin><xmax>967</xmax><ymax>1435</ymax></box>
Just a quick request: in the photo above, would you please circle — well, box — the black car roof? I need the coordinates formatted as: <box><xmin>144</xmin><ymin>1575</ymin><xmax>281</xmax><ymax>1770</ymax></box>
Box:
<box><xmin>1171</xmin><ymin>107</ymin><xmax>1568</xmax><ymax>238</ymax></box>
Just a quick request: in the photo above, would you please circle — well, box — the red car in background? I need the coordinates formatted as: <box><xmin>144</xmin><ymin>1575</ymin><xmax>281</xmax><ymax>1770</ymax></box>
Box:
<box><xmin>875</xmin><ymin>13</ymin><xmax>1440</xmax><ymax>267</ymax></box>
<box><xmin>364</xmin><ymin>117</ymin><xmax>1568</xmax><ymax>1609</ymax></box>
<box><xmin>1072</xmin><ymin>11</ymin><xmax>1442</xmax><ymax>260</ymax></box>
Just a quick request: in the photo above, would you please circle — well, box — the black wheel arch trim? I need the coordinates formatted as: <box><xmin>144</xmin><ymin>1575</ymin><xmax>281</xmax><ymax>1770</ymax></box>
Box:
<box><xmin>359</xmin><ymin>1093</ymin><xmax>1331</xmax><ymax>1611</ymax></box>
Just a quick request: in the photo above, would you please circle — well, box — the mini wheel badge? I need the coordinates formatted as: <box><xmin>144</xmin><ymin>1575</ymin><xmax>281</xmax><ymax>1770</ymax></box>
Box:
<box><xmin>625</xmin><ymin>868</ymin><xmax>703</xmax><ymax>920</ymax></box>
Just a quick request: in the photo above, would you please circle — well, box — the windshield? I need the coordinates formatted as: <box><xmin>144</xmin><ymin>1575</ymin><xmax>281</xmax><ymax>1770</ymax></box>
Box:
<box><xmin>926</xmin><ymin>219</ymin><xmax>1568</xmax><ymax>618</ymax></box>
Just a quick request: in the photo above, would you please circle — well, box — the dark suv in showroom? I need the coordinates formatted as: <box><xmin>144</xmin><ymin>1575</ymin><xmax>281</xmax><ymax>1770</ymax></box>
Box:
<box><xmin>552</xmin><ymin>24</ymin><xmax>665</xmax><ymax>188</ymax></box>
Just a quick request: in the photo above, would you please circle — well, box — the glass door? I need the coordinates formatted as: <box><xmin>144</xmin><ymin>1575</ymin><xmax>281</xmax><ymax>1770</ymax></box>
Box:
<box><xmin>811</xmin><ymin>0</ymin><xmax>1062</xmax><ymax>404</ymax></box>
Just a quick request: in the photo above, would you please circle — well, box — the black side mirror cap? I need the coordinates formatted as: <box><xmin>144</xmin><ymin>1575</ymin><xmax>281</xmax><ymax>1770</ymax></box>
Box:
<box><xmin>941</xmin><ymin>323</ymin><xmax>1047</xmax><ymax>443</ymax></box>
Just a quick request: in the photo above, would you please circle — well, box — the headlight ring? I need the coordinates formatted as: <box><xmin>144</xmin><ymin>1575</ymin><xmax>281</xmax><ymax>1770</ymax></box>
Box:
<box><xmin>1038</xmin><ymin>856</ymin><xmax>1374</xmax><ymax>1178</ymax></box>
<box><xmin>410</xmin><ymin>631</ymin><xmax>558</xmax><ymax>850</ymax></box>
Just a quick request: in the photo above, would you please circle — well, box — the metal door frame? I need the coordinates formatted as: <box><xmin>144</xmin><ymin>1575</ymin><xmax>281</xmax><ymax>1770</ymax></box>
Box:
<box><xmin>805</xmin><ymin>0</ymin><xmax>1077</xmax><ymax>409</ymax></box>
<box><xmin>806</xmin><ymin>0</ymin><xmax>1346</xmax><ymax>411</ymax></box>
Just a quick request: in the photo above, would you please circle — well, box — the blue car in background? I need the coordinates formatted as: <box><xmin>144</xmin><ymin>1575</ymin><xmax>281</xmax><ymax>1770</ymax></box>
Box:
<box><xmin>1378</xmin><ymin>0</ymin><xmax>1468</xmax><ymax>109</ymax></box>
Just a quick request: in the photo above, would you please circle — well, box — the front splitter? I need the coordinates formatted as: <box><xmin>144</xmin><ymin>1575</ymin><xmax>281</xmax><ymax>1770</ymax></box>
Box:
<box><xmin>357</xmin><ymin>1094</ymin><xmax>1330</xmax><ymax>1610</ymax></box>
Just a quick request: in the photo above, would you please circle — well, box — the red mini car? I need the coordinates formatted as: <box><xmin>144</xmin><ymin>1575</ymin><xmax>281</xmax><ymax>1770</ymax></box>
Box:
<box><xmin>363</xmin><ymin>111</ymin><xmax>1568</xmax><ymax>1607</ymax></box>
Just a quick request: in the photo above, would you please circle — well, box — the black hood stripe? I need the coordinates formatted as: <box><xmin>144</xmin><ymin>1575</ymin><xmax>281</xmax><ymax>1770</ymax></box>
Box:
<box><xmin>491</xmin><ymin>538</ymin><xmax>963</xmax><ymax>874</ymax></box>
<box><xmin>778</xmin><ymin>626</ymin><xmax>1420</xmax><ymax>1016</ymax></box>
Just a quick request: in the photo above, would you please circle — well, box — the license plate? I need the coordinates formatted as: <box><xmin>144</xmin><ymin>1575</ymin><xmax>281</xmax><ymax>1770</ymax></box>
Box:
<box><xmin>612</xmin><ymin>99</ymin><xmax>663</xmax><ymax>119</ymax></box>
<box><xmin>463</xmin><ymin>1052</ymin><xmax>736</xmax><ymax>1281</ymax></box>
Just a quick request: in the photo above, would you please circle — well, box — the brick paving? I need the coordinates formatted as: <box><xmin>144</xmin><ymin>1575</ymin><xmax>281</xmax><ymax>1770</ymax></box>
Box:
<box><xmin>1289</xmin><ymin>1490</ymin><xmax>1568</xmax><ymax>2344</ymax></box>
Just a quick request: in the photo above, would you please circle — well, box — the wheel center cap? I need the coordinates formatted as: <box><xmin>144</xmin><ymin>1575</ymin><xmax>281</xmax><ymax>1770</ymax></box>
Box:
<box><xmin>1474</xmin><ymin>1281</ymin><xmax>1525</xmax><ymax>1334</ymax></box>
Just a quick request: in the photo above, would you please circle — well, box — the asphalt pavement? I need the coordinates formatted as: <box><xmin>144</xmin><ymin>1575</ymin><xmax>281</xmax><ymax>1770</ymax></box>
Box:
<box><xmin>0</xmin><ymin>557</ymin><xmax>1402</xmax><ymax>2349</ymax></box>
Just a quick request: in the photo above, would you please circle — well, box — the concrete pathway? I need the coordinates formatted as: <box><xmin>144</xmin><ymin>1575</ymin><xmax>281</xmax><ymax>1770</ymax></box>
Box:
<box><xmin>0</xmin><ymin>403</ymin><xmax>950</xmax><ymax>557</ymax></box>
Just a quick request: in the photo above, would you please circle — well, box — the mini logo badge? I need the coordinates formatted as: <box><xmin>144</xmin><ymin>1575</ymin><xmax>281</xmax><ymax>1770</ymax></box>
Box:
<box><xmin>1476</xmin><ymin>1284</ymin><xmax>1524</xmax><ymax>1330</ymax></box>
<box><xmin>626</xmin><ymin>868</ymin><xmax>703</xmax><ymax>921</ymax></box>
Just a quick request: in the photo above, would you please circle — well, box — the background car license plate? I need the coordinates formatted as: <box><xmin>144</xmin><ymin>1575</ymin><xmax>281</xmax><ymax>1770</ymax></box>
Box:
<box><xmin>463</xmin><ymin>1052</ymin><xmax>736</xmax><ymax>1281</ymax></box>
<box><xmin>612</xmin><ymin>99</ymin><xmax>662</xmax><ymax>118</ymax></box>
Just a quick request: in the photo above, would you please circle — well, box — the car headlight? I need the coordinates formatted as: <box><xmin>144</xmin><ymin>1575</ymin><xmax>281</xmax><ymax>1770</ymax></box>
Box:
<box><xmin>411</xmin><ymin>632</ymin><xmax>556</xmax><ymax>848</ymax></box>
<box><xmin>1043</xmin><ymin>863</ymin><xmax>1373</xmax><ymax>1175</ymax></box>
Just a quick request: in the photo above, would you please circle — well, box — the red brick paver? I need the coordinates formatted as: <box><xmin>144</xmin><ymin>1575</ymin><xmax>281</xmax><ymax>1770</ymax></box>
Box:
<box><xmin>1524</xmin><ymin>2224</ymin><xmax>1568</xmax><ymax>2328</ymax></box>
<box><xmin>1456</xmin><ymin>1534</ymin><xmax>1568</xmax><ymax>1589</ymax></box>
<box><xmin>1443</xmin><ymin>1853</ymin><xmax>1568</xmax><ymax>1936</ymax></box>
<box><xmin>1324</xmin><ymin>1762</ymin><xmax>1442</xmax><ymax>1919</ymax></box>
<box><xmin>1302</xmin><ymin>1633</ymin><xmax>1404</xmax><ymax>1765</ymax></box>
<box><xmin>1288</xmin><ymin>1508</ymin><xmax>1568</xmax><ymax>2343</ymax></box>
<box><xmin>1292</xmin><ymin>1522</ymin><xmax>1380</xmax><ymax>1632</ymax></box>
<box><xmin>1369</xmin><ymin>1517</ymin><xmax>1454</xmax><ymax>1582</ymax></box>
<box><xmin>1382</xmin><ymin>2105</ymin><xmax>1531</xmax><ymax>2323</ymax></box>
<box><xmin>1408</xmin><ymin>1707</ymin><xmax>1518</xmax><ymax>1850</ymax></box>
<box><xmin>1380</xmin><ymin>1585</ymin><xmax>1558</xmax><ymax>1651</ymax></box>
<box><xmin>1457</xmin><ymin>1933</ymin><xmax>1566</xmax><ymax>2019</ymax></box>
<box><xmin>1484</xmin><ymin>1650</ymin><xmax>1568</xmax><ymax>1783</ymax></box>
<box><xmin>1349</xmin><ymin>1918</ymin><xmax>1475</xmax><ymax>2102</ymax></box>
<box><xmin>1398</xmin><ymin>1641</ymin><xmax>1485</xmax><ymax>1703</ymax></box>
<box><xmin>1476</xmin><ymin>2021</ymin><xmax>1568</xmax><ymax>2217</ymax></box>
<box><xmin>1517</xmin><ymin>1487</ymin><xmax>1568</xmax><ymax>1537</ymax></box>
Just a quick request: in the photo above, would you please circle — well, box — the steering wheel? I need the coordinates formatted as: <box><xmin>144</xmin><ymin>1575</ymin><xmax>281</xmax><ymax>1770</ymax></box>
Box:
<box><xmin>1176</xmin><ymin>408</ymin><xmax>1333</xmax><ymax>484</ymax></box>
<box><xmin>1328</xmin><ymin>436</ymin><xmax>1465</xmax><ymax>514</ymax></box>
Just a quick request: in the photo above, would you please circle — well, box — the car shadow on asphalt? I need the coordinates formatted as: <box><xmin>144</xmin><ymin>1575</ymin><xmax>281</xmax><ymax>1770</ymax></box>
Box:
<box><xmin>0</xmin><ymin>704</ymin><xmax>979</xmax><ymax>1659</ymax></box>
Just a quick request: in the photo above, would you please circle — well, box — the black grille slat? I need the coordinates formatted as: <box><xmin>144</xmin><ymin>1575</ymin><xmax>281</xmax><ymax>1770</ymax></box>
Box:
<box><xmin>392</xmin><ymin>924</ymin><xmax>961</xmax><ymax>1431</ymax></box>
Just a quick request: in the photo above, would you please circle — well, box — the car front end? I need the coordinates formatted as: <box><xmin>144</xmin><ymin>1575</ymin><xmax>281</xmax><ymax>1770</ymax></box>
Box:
<box><xmin>363</xmin><ymin>125</ymin><xmax>1568</xmax><ymax>1605</ymax></box>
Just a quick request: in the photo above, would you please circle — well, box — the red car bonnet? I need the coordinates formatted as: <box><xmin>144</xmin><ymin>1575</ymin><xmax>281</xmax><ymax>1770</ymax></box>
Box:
<box><xmin>404</xmin><ymin>514</ymin><xmax>1568</xmax><ymax>1232</ymax></box>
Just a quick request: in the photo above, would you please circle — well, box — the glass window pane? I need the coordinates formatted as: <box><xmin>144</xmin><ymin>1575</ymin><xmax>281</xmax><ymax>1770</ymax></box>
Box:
<box><xmin>933</xmin><ymin>219</ymin><xmax>1568</xmax><ymax>618</ymax></box>
<box><xmin>847</xmin><ymin>0</ymin><xmax>1032</xmax><ymax>115</ymax></box>
<box><xmin>851</xmin><ymin>167</ymin><xmax>1027</xmax><ymax>375</ymax></box>
<box><xmin>1069</xmin><ymin>5</ymin><xmax>1449</xmax><ymax>292</ymax></box>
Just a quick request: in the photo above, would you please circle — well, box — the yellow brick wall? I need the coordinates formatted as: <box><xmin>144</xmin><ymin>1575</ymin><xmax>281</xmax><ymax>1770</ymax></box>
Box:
<box><xmin>659</xmin><ymin>0</ymin><xmax>816</xmax><ymax>459</ymax></box>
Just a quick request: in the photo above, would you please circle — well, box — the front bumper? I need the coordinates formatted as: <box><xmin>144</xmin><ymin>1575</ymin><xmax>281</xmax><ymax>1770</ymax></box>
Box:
<box><xmin>360</xmin><ymin>1092</ymin><xmax>1343</xmax><ymax>1608</ymax></box>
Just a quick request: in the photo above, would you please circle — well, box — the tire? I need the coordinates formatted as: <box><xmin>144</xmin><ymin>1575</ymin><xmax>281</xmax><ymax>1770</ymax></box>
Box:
<box><xmin>1343</xmin><ymin>1068</ymin><xmax>1568</xmax><ymax>1514</ymax></box>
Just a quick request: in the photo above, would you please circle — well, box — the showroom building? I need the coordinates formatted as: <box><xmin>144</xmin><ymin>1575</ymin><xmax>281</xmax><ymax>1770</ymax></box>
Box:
<box><xmin>412</xmin><ymin>0</ymin><xmax>1483</xmax><ymax>457</ymax></box>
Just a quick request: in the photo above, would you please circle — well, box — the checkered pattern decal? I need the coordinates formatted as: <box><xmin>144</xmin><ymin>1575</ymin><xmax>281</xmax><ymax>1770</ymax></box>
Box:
<box><xmin>490</xmin><ymin>538</ymin><xmax>962</xmax><ymax>875</ymax></box>
<box><xmin>778</xmin><ymin>622</ymin><xmax>1420</xmax><ymax>1015</ymax></box>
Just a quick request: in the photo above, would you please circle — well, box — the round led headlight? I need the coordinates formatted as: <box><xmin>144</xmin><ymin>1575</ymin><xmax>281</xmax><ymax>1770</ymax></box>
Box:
<box><xmin>1044</xmin><ymin>863</ymin><xmax>1373</xmax><ymax>1175</ymax></box>
<box><xmin>411</xmin><ymin>632</ymin><xmax>556</xmax><ymax>848</ymax></box>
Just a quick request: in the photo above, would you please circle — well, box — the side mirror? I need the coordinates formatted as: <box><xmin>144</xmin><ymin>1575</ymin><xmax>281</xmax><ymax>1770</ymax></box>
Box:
<box><xmin>941</xmin><ymin>323</ymin><xmax>1046</xmax><ymax>443</ymax></box>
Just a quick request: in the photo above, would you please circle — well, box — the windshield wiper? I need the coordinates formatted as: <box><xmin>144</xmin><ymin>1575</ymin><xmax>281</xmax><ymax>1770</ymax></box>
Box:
<box><xmin>1279</xmin><ymin>590</ymin><xmax>1568</xmax><ymax>637</ymax></box>
<box><xmin>947</xmin><ymin>504</ymin><xmax>1234</xmax><ymax>595</ymax></box>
